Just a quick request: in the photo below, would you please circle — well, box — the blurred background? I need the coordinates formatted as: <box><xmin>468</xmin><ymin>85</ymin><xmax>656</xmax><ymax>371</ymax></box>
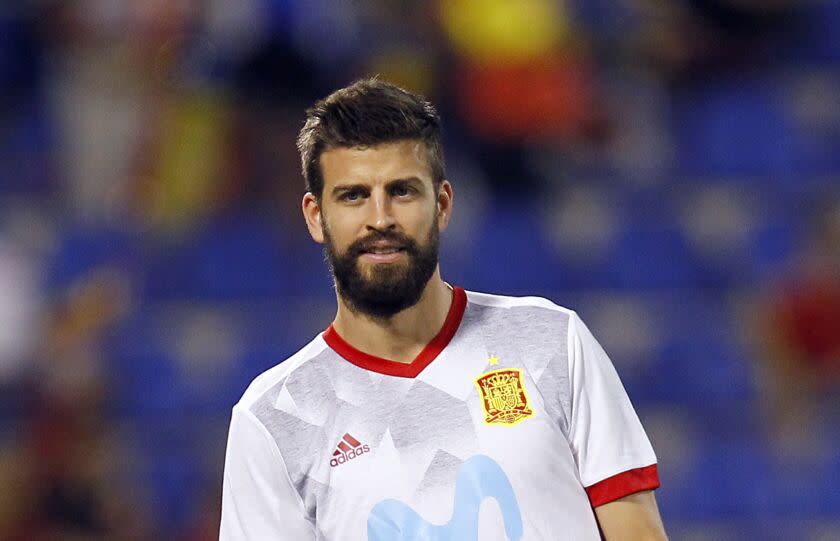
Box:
<box><xmin>1</xmin><ymin>0</ymin><xmax>838</xmax><ymax>539</ymax></box>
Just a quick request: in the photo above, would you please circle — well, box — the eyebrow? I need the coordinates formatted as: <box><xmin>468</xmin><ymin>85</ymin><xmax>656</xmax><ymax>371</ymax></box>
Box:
<box><xmin>330</xmin><ymin>177</ymin><xmax>425</xmax><ymax>196</ymax></box>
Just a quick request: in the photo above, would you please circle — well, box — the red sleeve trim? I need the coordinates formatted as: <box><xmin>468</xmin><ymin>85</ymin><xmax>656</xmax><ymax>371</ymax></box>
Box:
<box><xmin>585</xmin><ymin>464</ymin><xmax>660</xmax><ymax>508</ymax></box>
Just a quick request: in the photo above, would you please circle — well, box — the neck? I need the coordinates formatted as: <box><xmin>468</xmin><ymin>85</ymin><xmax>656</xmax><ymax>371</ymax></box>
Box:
<box><xmin>331</xmin><ymin>269</ymin><xmax>453</xmax><ymax>364</ymax></box>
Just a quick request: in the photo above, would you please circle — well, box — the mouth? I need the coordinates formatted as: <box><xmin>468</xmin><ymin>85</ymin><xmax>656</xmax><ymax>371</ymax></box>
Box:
<box><xmin>358</xmin><ymin>242</ymin><xmax>407</xmax><ymax>263</ymax></box>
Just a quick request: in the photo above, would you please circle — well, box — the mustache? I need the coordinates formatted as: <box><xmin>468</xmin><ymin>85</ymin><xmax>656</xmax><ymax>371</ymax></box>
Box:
<box><xmin>346</xmin><ymin>231</ymin><xmax>419</xmax><ymax>257</ymax></box>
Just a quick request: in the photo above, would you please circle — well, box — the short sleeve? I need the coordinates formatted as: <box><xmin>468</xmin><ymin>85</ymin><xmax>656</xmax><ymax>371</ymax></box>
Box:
<box><xmin>566</xmin><ymin>312</ymin><xmax>660</xmax><ymax>507</ymax></box>
<box><xmin>219</xmin><ymin>406</ymin><xmax>316</xmax><ymax>540</ymax></box>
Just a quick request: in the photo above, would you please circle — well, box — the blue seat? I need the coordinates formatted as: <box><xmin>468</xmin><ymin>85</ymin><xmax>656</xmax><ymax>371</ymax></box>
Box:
<box><xmin>680</xmin><ymin>439</ymin><xmax>774</xmax><ymax>519</ymax></box>
<box><xmin>47</xmin><ymin>227</ymin><xmax>135</xmax><ymax>290</ymax></box>
<box><xmin>465</xmin><ymin>202</ymin><xmax>569</xmax><ymax>294</ymax></box>
<box><xmin>0</xmin><ymin>100</ymin><xmax>54</xmax><ymax>193</ymax></box>
<box><xmin>144</xmin><ymin>214</ymin><xmax>295</xmax><ymax>300</ymax></box>
<box><xmin>143</xmin><ymin>441</ymin><xmax>203</xmax><ymax>535</ymax></box>
<box><xmin>644</xmin><ymin>296</ymin><xmax>756</xmax><ymax>411</ymax></box>
<box><xmin>769</xmin><ymin>457</ymin><xmax>836</xmax><ymax>517</ymax></box>
<box><xmin>601</xmin><ymin>225</ymin><xmax>697</xmax><ymax>289</ymax></box>
<box><xmin>106</xmin><ymin>313</ymin><xmax>183</xmax><ymax>418</ymax></box>
<box><xmin>680</xmin><ymin>184</ymin><xmax>804</xmax><ymax>287</ymax></box>
<box><xmin>672</xmin><ymin>82</ymin><xmax>799</xmax><ymax>178</ymax></box>
<box><xmin>794</xmin><ymin>2</ymin><xmax>840</xmax><ymax>63</ymax></box>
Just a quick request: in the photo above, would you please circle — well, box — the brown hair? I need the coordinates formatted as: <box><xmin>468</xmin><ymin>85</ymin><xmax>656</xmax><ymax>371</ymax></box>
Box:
<box><xmin>296</xmin><ymin>78</ymin><xmax>445</xmax><ymax>198</ymax></box>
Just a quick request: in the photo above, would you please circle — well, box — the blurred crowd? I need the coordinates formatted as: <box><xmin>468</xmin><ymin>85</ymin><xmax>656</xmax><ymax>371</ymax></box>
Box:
<box><xmin>1</xmin><ymin>0</ymin><xmax>839</xmax><ymax>539</ymax></box>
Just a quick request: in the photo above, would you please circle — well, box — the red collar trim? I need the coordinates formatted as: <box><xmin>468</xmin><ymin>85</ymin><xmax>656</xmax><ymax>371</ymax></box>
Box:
<box><xmin>323</xmin><ymin>287</ymin><xmax>467</xmax><ymax>378</ymax></box>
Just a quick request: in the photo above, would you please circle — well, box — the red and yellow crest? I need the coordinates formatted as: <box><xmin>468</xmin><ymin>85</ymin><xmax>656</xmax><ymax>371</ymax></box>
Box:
<box><xmin>474</xmin><ymin>368</ymin><xmax>533</xmax><ymax>426</ymax></box>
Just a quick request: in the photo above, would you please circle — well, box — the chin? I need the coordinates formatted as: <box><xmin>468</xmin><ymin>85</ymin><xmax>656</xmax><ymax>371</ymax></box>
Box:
<box><xmin>359</xmin><ymin>259</ymin><xmax>410</xmax><ymax>276</ymax></box>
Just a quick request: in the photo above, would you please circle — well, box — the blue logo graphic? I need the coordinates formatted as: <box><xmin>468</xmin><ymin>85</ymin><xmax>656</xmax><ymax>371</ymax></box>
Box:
<box><xmin>367</xmin><ymin>455</ymin><xmax>523</xmax><ymax>540</ymax></box>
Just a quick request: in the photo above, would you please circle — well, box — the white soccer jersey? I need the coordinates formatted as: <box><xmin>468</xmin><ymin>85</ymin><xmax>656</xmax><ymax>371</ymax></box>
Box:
<box><xmin>220</xmin><ymin>288</ymin><xmax>659</xmax><ymax>540</ymax></box>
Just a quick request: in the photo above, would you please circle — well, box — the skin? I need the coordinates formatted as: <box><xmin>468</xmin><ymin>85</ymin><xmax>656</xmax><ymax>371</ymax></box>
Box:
<box><xmin>301</xmin><ymin>139</ymin><xmax>667</xmax><ymax>539</ymax></box>
<box><xmin>595</xmin><ymin>490</ymin><xmax>668</xmax><ymax>541</ymax></box>
<box><xmin>302</xmin><ymin>140</ymin><xmax>454</xmax><ymax>363</ymax></box>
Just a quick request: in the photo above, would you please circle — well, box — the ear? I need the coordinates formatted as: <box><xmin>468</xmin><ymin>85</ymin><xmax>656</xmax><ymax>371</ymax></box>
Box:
<box><xmin>302</xmin><ymin>192</ymin><xmax>325</xmax><ymax>244</ymax></box>
<box><xmin>436</xmin><ymin>180</ymin><xmax>453</xmax><ymax>232</ymax></box>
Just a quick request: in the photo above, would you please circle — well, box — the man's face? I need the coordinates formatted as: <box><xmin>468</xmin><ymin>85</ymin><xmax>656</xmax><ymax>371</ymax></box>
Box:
<box><xmin>302</xmin><ymin>140</ymin><xmax>452</xmax><ymax>318</ymax></box>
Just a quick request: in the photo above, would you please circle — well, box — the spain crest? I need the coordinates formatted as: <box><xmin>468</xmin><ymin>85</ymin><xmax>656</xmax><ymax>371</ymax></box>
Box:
<box><xmin>474</xmin><ymin>368</ymin><xmax>534</xmax><ymax>426</ymax></box>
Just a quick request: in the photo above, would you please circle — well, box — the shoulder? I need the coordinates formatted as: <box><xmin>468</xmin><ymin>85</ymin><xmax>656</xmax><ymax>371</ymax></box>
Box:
<box><xmin>465</xmin><ymin>288</ymin><xmax>578</xmax><ymax>317</ymax></box>
<box><xmin>462</xmin><ymin>289</ymin><xmax>580</xmax><ymax>347</ymax></box>
<box><xmin>234</xmin><ymin>334</ymin><xmax>330</xmax><ymax>411</ymax></box>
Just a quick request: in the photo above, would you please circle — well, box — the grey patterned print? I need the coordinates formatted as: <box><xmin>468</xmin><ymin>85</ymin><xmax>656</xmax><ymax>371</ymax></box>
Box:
<box><xmin>390</xmin><ymin>380</ymin><xmax>478</xmax><ymax>453</ymax></box>
<box><xmin>416</xmin><ymin>449</ymin><xmax>464</xmax><ymax>495</ymax></box>
<box><xmin>248</xmin><ymin>348</ymin><xmax>342</xmax><ymax>519</ymax></box>
<box><xmin>247</xmin><ymin>295</ymin><xmax>573</xmax><ymax>523</ymax></box>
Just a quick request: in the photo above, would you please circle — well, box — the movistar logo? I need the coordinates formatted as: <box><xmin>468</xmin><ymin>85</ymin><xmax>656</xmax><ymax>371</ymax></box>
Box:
<box><xmin>367</xmin><ymin>455</ymin><xmax>523</xmax><ymax>540</ymax></box>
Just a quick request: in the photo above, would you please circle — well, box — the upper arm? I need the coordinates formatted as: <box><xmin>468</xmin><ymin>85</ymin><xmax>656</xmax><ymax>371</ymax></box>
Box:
<box><xmin>569</xmin><ymin>314</ymin><xmax>664</xmax><ymax>528</ymax></box>
<box><xmin>219</xmin><ymin>406</ymin><xmax>316</xmax><ymax>540</ymax></box>
<box><xmin>594</xmin><ymin>490</ymin><xmax>668</xmax><ymax>541</ymax></box>
<box><xmin>565</xmin><ymin>312</ymin><xmax>662</xmax><ymax>504</ymax></box>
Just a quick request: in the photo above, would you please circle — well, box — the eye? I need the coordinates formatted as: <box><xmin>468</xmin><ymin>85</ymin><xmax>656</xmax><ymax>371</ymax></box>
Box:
<box><xmin>392</xmin><ymin>184</ymin><xmax>413</xmax><ymax>197</ymax></box>
<box><xmin>341</xmin><ymin>189</ymin><xmax>364</xmax><ymax>202</ymax></box>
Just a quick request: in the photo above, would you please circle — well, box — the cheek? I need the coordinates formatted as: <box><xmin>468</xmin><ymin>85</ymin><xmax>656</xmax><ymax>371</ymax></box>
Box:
<box><xmin>401</xmin><ymin>203</ymin><xmax>438</xmax><ymax>231</ymax></box>
<box><xmin>322</xmin><ymin>212</ymin><xmax>358</xmax><ymax>247</ymax></box>
<box><xmin>423</xmin><ymin>208</ymin><xmax>442</xmax><ymax>237</ymax></box>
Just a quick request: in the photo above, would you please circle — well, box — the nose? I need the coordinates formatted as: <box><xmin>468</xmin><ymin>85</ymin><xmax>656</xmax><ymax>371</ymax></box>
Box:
<box><xmin>367</xmin><ymin>188</ymin><xmax>396</xmax><ymax>231</ymax></box>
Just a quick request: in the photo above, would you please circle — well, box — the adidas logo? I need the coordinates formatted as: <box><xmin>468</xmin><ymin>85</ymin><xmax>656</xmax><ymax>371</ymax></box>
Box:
<box><xmin>329</xmin><ymin>433</ymin><xmax>370</xmax><ymax>468</ymax></box>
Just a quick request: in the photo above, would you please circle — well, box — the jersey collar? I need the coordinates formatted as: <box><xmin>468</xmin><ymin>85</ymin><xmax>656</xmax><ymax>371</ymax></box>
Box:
<box><xmin>323</xmin><ymin>287</ymin><xmax>467</xmax><ymax>378</ymax></box>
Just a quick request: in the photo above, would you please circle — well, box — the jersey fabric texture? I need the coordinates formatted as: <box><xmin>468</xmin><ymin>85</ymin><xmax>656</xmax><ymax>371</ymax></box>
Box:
<box><xmin>220</xmin><ymin>288</ymin><xmax>659</xmax><ymax>540</ymax></box>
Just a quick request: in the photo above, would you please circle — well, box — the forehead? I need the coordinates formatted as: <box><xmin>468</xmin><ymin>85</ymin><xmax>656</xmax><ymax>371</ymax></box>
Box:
<box><xmin>319</xmin><ymin>140</ymin><xmax>433</xmax><ymax>189</ymax></box>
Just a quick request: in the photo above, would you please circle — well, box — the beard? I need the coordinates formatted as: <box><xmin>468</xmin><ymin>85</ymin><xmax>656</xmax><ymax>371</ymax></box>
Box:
<box><xmin>323</xmin><ymin>222</ymin><xmax>439</xmax><ymax>320</ymax></box>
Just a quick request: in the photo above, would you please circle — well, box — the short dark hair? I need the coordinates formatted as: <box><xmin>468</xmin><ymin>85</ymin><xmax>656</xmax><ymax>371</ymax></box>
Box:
<box><xmin>296</xmin><ymin>78</ymin><xmax>445</xmax><ymax>199</ymax></box>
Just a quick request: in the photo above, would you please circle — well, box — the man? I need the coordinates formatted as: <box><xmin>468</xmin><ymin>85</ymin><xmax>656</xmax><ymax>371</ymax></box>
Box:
<box><xmin>220</xmin><ymin>79</ymin><xmax>667</xmax><ymax>540</ymax></box>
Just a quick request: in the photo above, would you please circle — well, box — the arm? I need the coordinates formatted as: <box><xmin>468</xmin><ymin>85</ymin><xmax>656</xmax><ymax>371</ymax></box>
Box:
<box><xmin>595</xmin><ymin>490</ymin><xmax>668</xmax><ymax>541</ymax></box>
<box><xmin>565</xmin><ymin>312</ymin><xmax>666</xmax><ymax>539</ymax></box>
<box><xmin>219</xmin><ymin>406</ymin><xmax>316</xmax><ymax>540</ymax></box>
